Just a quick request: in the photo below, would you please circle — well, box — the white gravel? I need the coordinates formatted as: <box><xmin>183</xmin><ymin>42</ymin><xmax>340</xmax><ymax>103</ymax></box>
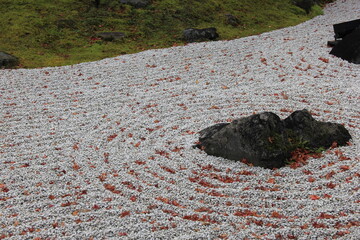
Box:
<box><xmin>1</xmin><ymin>0</ymin><xmax>359</xmax><ymax>239</ymax></box>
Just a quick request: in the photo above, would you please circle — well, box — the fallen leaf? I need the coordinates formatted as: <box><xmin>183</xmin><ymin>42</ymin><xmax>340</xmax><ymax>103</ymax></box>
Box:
<box><xmin>107</xmin><ymin>134</ymin><xmax>118</xmax><ymax>142</ymax></box>
<box><xmin>340</xmin><ymin>165</ymin><xmax>350</xmax><ymax>171</ymax></box>
<box><xmin>309</xmin><ymin>195</ymin><xmax>321</xmax><ymax>200</ymax></box>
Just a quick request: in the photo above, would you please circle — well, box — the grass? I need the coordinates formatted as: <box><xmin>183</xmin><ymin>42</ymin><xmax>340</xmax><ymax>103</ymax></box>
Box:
<box><xmin>0</xmin><ymin>0</ymin><xmax>326</xmax><ymax>68</ymax></box>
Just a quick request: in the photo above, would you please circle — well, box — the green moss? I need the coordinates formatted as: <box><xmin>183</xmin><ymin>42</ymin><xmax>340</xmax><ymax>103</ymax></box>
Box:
<box><xmin>0</xmin><ymin>0</ymin><xmax>329</xmax><ymax>68</ymax></box>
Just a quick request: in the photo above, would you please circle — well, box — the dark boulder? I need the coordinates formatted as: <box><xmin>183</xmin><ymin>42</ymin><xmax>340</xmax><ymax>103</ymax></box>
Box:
<box><xmin>0</xmin><ymin>52</ymin><xmax>19</xmax><ymax>69</ymax></box>
<box><xmin>283</xmin><ymin>110</ymin><xmax>351</xmax><ymax>149</ymax></box>
<box><xmin>333</xmin><ymin>18</ymin><xmax>360</xmax><ymax>40</ymax></box>
<box><xmin>96</xmin><ymin>32</ymin><xmax>126</xmax><ymax>41</ymax></box>
<box><xmin>196</xmin><ymin>109</ymin><xmax>351</xmax><ymax>169</ymax></box>
<box><xmin>183</xmin><ymin>28</ymin><xmax>219</xmax><ymax>43</ymax></box>
<box><xmin>225</xmin><ymin>14</ymin><xmax>240</xmax><ymax>27</ymax></box>
<box><xmin>330</xmin><ymin>27</ymin><xmax>360</xmax><ymax>64</ymax></box>
<box><xmin>293</xmin><ymin>0</ymin><xmax>315</xmax><ymax>14</ymax></box>
<box><xmin>120</xmin><ymin>0</ymin><xmax>150</xmax><ymax>8</ymax></box>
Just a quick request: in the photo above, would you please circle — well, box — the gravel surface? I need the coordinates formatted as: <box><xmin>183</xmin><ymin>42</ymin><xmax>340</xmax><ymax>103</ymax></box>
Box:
<box><xmin>1</xmin><ymin>0</ymin><xmax>359</xmax><ymax>239</ymax></box>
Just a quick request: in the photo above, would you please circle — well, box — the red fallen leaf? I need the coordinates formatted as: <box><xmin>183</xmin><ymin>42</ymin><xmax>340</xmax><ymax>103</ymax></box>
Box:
<box><xmin>130</xmin><ymin>196</ymin><xmax>137</xmax><ymax>202</ymax></box>
<box><xmin>280</xmin><ymin>108</ymin><xmax>292</xmax><ymax>113</ymax></box>
<box><xmin>309</xmin><ymin>195</ymin><xmax>321</xmax><ymax>200</ymax></box>
<box><xmin>134</xmin><ymin>142</ymin><xmax>141</xmax><ymax>147</ymax></box>
<box><xmin>0</xmin><ymin>184</ymin><xmax>9</xmax><ymax>192</ymax></box>
<box><xmin>48</xmin><ymin>195</ymin><xmax>56</xmax><ymax>200</ymax></box>
<box><xmin>325</xmin><ymin>101</ymin><xmax>335</xmax><ymax>105</ymax></box>
<box><xmin>72</xmin><ymin>162</ymin><xmax>80</xmax><ymax>171</ymax></box>
<box><xmin>135</xmin><ymin>160</ymin><xmax>146</xmax><ymax>165</ymax></box>
<box><xmin>218</xmin><ymin>234</ymin><xmax>228</xmax><ymax>239</ymax></box>
<box><xmin>156</xmin><ymin>196</ymin><xmax>170</xmax><ymax>204</ymax></box>
<box><xmin>312</xmin><ymin>222</ymin><xmax>328</xmax><ymax>228</ymax></box>
<box><xmin>300</xmin><ymin>224</ymin><xmax>309</xmax><ymax>229</ymax></box>
<box><xmin>234</xmin><ymin>209</ymin><xmax>259</xmax><ymax>217</ymax></box>
<box><xmin>188</xmin><ymin>177</ymin><xmax>200</xmax><ymax>182</ymax></box>
<box><xmin>208</xmin><ymin>190</ymin><xmax>227</xmax><ymax>197</ymax></box>
<box><xmin>302</xmin><ymin>169</ymin><xmax>314</xmax><ymax>176</ymax></box>
<box><xmin>183</xmin><ymin>214</ymin><xmax>199</xmax><ymax>221</ymax></box>
<box><xmin>118</xmin><ymin>232</ymin><xmax>128</xmax><ymax>236</ymax></box>
<box><xmin>209</xmin><ymin>105</ymin><xmax>220</xmax><ymax>110</ymax></box>
<box><xmin>267</xmin><ymin>178</ymin><xmax>276</xmax><ymax>184</ymax></box>
<box><xmin>271</xmin><ymin>211</ymin><xmax>286</xmax><ymax>218</ymax></box>
<box><xmin>120</xmin><ymin>211</ymin><xmax>131</xmax><ymax>218</ymax></box>
<box><xmin>162</xmin><ymin>209</ymin><xmax>179</xmax><ymax>216</ymax></box>
<box><xmin>122</xmin><ymin>181</ymin><xmax>136</xmax><ymax>190</ymax></box>
<box><xmin>330</xmin><ymin>141</ymin><xmax>338</xmax><ymax>149</ymax></box>
<box><xmin>104</xmin><ymin>152</ymin><xmax>110</xmax><ymax>163</ymax></box>
<box><xmin>319</xmin><ymin>212</ymin><xmax>335</xmax><ymax>219</ymax></box>
<box><xmin>237</xmin><ymin>170</ymin><xmax>255</xmax><ymax>176</ymax></box>
<box><xmin>280</xmin><ymin>91</ymin><xmax>289</xmax><ymax>100</ymax></box>
<box><xmin>308</xmin><ymin>177</ymin><xmax>316</xmax><ymax>182</ymax></box>
<box><xmin>171</xmin><ymin>200</ymin><xmax>184</xmax><ymax>208</ymax></box>
<box><xmin>212</xmin><ymin>175</ymin><xmax>235</xmax><ymax>183</ymax></box>
<box><xmin>92</xmin><ymin>204</ymin><xmax>101</xmax><ymax>210</ymax></box>
<box><xmin>61</xmin><ymin>201</ymin><xmax>77</xmax><ymax>207</ymax></box>
<box><xmin>338</xmin><ymin>155</ymin><xmax>351</xmax><ymax>161</ymax></box>
<box><xmin>107</xmin><ymin>134</ymin><xmax>118</xmax><ymax>142</ymax></box>
<box><xmin>194</xmin><ymin>207</ymin><xmax>212</xmax><ymax>213</ymax></box>
<box><xmin>72</xmin><ymin>143</ymin><xmax>79</xmax><ymax>150</ymax></box>
<box><xmin>98</xmin><ymin>173</ymin><xmax>107</xmax><ymax>182</ymax></box>
<box><xmin>324</xmin><ymin>170</ymin><xmax>336</xmax><ymax>179</ymax></box>
<box><xmin>319</xmin><ymin>57</ymin><xmax>329</xmax><ymax>63</ymax></box>
<box><xmin>160</xmin><ymin>166</ymin><xmax>176</xmax><ymax>174</ymax></box>
<box><xmin>104</xmin><ymin>184</ymin><xmax>116</xmax><ymax>191</ymax></box>
<box><xmin>340</xmin><ymin>165</ymin><xmax>350</xmax><ymax>171</ymax></box>
<box><xmin>326</xmin><ymin>182</ymin><xmax>336</xmax><ymax>189</ymax></box>
<box><xmin>323</xmin><ymin>194</ymin><xmax>332</xmax><ymax>198</ymax></box>
<box><xmin>185</xmin><ymin>130</ymin><xmax>196</xmax><ymax>135</ymax></box>
<box><xmin>171</xmin><ymin>147</ymin><xmax>184</xmax><ymax>152</ymax></box>
<box><xmin>336</xmin><ymin>231</ymin><xmax>350</xmax><ymax>236</ymax></box>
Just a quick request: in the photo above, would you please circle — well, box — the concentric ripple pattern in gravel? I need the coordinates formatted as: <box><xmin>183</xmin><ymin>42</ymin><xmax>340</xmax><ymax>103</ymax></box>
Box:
<box><xmin>0</xmin><ymin>0</ymin><xmax>359</xmax><ymax>239</ymax></box>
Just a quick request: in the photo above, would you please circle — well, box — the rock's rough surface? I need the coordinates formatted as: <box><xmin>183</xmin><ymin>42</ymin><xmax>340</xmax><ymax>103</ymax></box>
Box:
<box><xmin>283</xmin><ymin>109</ymin><xmax>352</xmax><ymax>148</ymax></box>
<box><xmin>293</xmin><ymin>0</ymin><xmax>315</xmax><ymax>14</ymax></box>
<box><xmin>225</xmin><ymin>14</ymin><xmax>240</xmax><ymax>26</ymax></box>
<box><xmin>0</xmin><ymin>52</ymin><xmax>19</xmax><ymax>69</ymax></box>
<box><xmin>197</xmin><ymin>110</ymin><xmax>351</xmax><ymax>169</ymax></box>
<box><xmin>330</xmin><ymin>27</ymin><xmax>360</xmax><ymax>64</ymax></box>
<box><xmin>183</xmin><ymin>28</ymin><xmax>219</xmax><ymax>42</ymax></box>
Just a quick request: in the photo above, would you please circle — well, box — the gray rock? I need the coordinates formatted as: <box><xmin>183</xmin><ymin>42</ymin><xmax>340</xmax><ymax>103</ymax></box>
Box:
<box><xmin>225</xmin><ymin>14</ymin><xmax>240</xmax><ymax>27</ymax></box>
<box><xmin>199</xmin><ymin>123</ymin><xmax>230</xmax><ymax>143</ymax></box>
<box><xmin>0</xmin><ymin>52</ymin><xmax>19</xmax><ymax>69</ymax></box>
<box><xmin>197</xmin><ymin>109</ymin><xmax>351</xmax><ymax>169</ymax></box>
<box><xmin>330</xmin><ymin>27</ymin><xmax>360</xmax><ymax>64</ymax></box>
<box><xmin>119</xmin><ymin>0</ymin><xmax>150</xmax><ymax>8</ymax></box>
<box><xmin>283</xmin><ymin>109</ymin><xmax>352</xmax><ymax>148</ymax></box>
<box><xmin>96</xmin><ymin>32</ymin><xmax>126</xmax><ymax>41</ymax></box>
<box><xmin>293</xmin><ymin>0</ymin><xmax>315</xmax><ymax>14</ymax></box>
<box><xmin>183</xmin><ymin>28</ymin><xmax>219</xmax><ymax>43</ymax></box>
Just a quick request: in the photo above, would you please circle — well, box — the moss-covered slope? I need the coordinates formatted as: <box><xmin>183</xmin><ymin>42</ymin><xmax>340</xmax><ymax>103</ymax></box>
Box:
<box><xmin>0</xmin><ymin>0</ymin><xmax>329</xmax><ymax>68</ymax></box>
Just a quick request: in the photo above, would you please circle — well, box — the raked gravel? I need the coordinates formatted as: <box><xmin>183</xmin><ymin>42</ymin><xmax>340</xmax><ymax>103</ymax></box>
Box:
<box><xmin>1</xmin><ymin>0</ymin><xmax>359</xmax><ymax>239</ymax></box>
